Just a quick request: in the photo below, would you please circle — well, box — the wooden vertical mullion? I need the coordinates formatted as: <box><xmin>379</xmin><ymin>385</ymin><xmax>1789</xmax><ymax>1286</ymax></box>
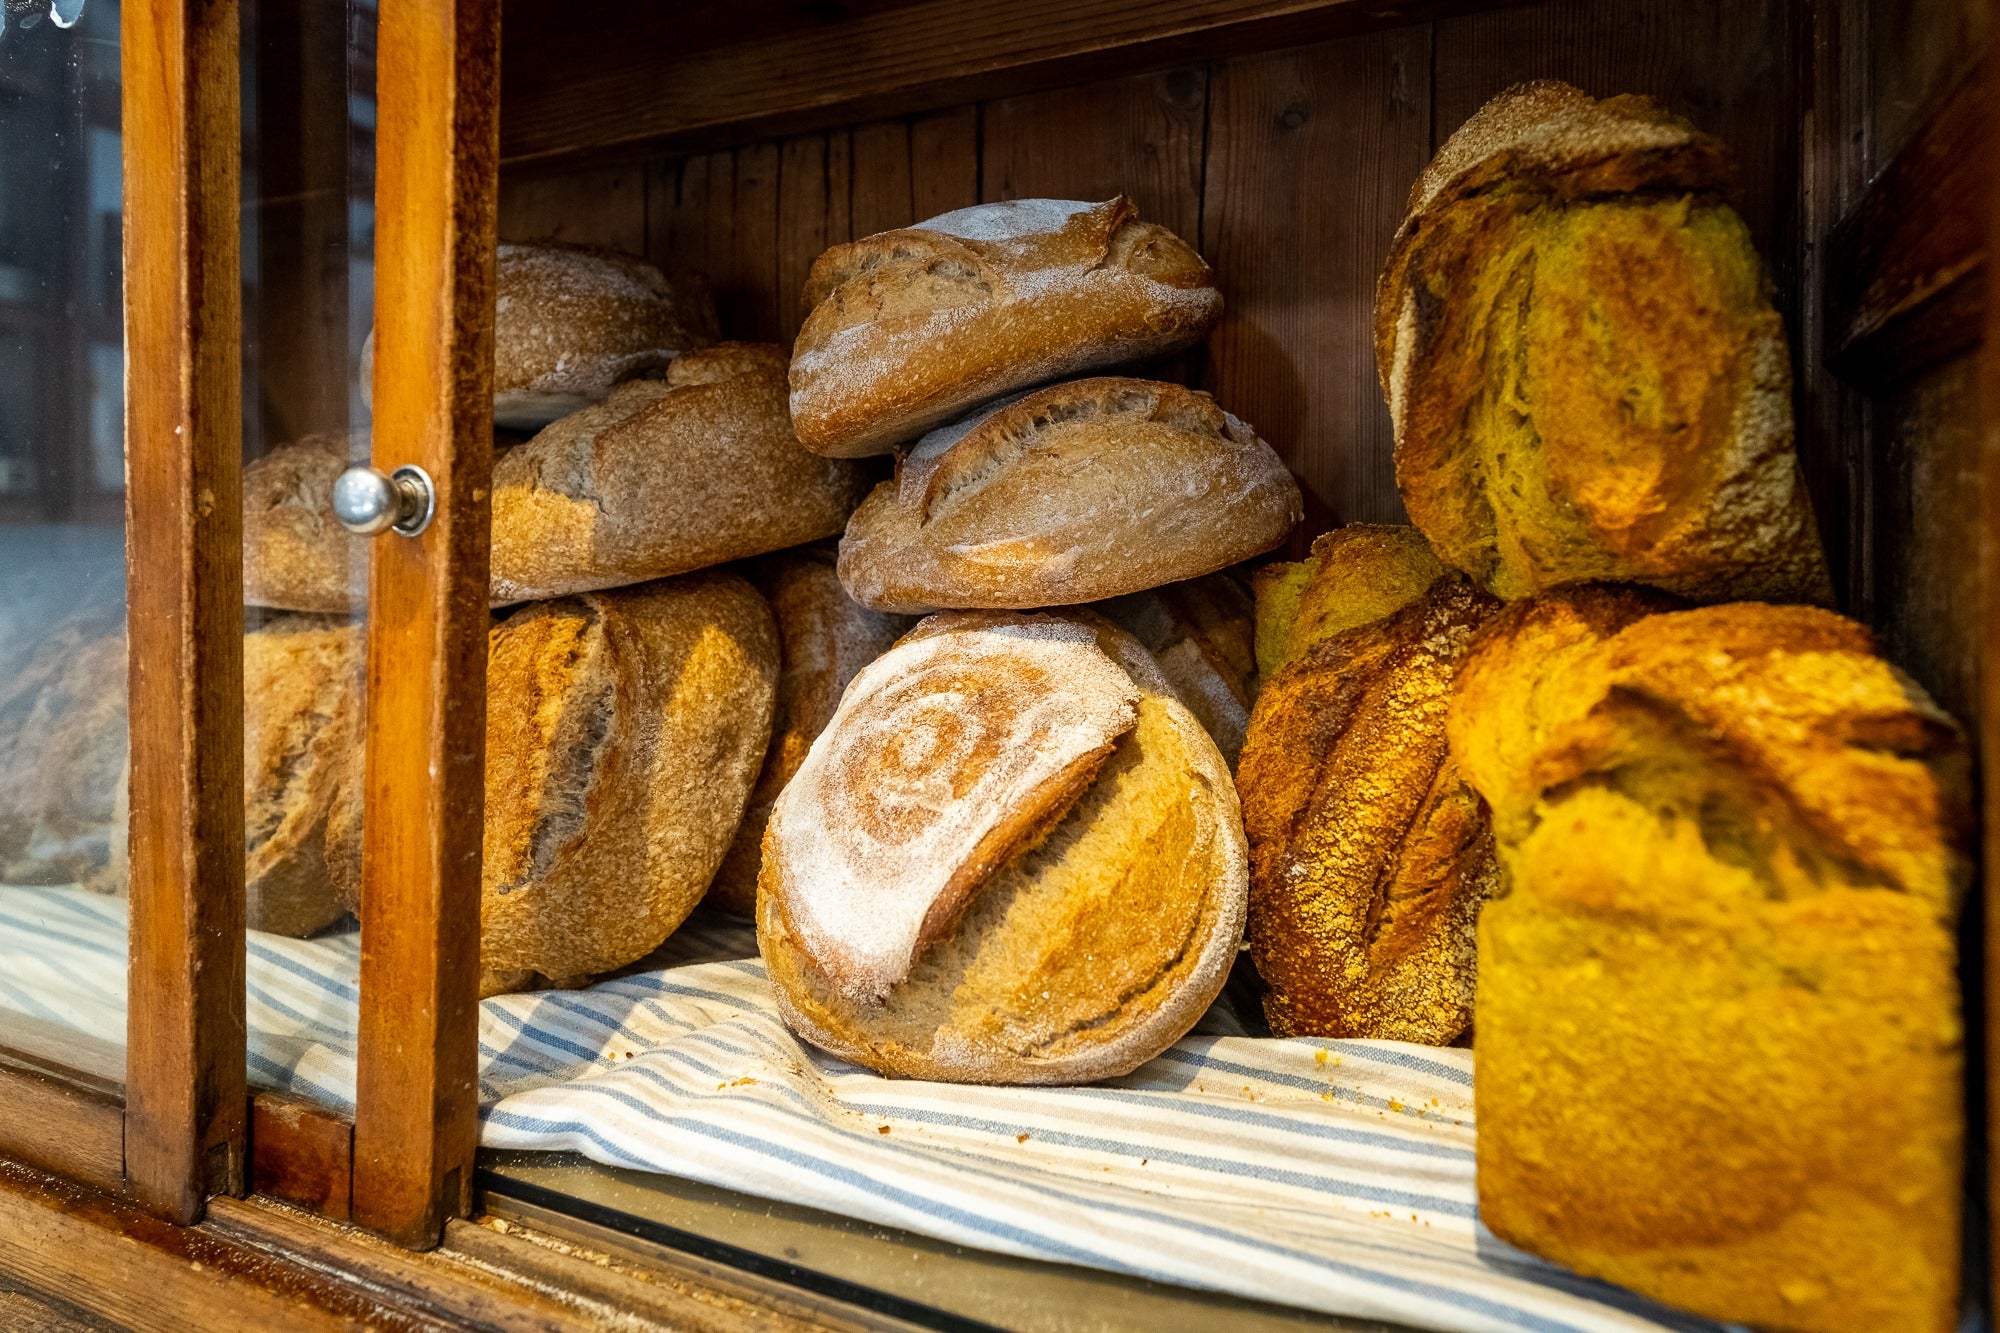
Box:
<box><xmin>122</xmin><ymin>0</ymin><xmax>249</xmax><ymax>1223</ymax></box>
<box><xmin>350</xmin><ymin>0</ymin><xmax>499</xmax><ymax>1250</ymax></box>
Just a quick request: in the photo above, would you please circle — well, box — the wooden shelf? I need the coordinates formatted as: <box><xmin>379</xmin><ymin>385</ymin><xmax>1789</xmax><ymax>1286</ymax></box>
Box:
<box><xmin>497</xmin><ymin>0</ymin><xmax>1523</xmax><ymax>165</ymax></box>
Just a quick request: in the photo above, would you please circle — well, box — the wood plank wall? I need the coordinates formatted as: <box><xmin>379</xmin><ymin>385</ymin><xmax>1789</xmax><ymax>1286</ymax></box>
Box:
<box><xmin>498</xmin><ymin>0</ymin><xmax>1799</xmax><ymax>550</ymax></box>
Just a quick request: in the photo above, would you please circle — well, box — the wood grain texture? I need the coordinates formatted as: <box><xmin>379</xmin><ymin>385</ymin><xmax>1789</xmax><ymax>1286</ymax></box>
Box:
<box><xmin>0</xmin><ymin>1161</ymin><xmax>377</xmax><ymax>1331</ymax></box>
<box><xmin>121</xmin><ymin>0</ymin><xmax>249</xmax><ymax>1223</ymax></box>
<box><xmin>497</xmin><ymin>162</ymin><xmax>647</xmax><ymax>250</ymax></box>
<box><xmin>1201</xmin><ymin>29</ymin><xmax>1432</xmax><ymax>535</ymax></box>
<box><xmin>1826</xmin><ymin>63</ymin><xmax>1987</xmax><ymax>387</ymax></box>
<box><xmin>495</xmin><ymin>0</ymin><xmax>1517</xmax><ymax>164</ymax></box>
<box><xmin>352</xmin><ymin>0</ymin><xmax>500</xmax><ymax>1251</ymax></box>
<box><xmin>251</xmin><ymin>1093</ymin><xmax>353</xmax><ymax>1222</ymax></box>
<box><xmin>980</xmin><ymin>68</ymin><xmax>1209</xmax><ymax>240</ymax></box>
<box><xmin>0</xmin><ymin>1058</ymin><xmax>122</xmax><ymax>1197</ymax></box>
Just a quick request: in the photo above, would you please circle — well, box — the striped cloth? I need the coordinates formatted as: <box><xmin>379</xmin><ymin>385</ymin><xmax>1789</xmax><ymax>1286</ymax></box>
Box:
<box><xmin>0</xmin><ymin>884</ymin><xmax>1721</xmax><ymax>1333</ymax></box>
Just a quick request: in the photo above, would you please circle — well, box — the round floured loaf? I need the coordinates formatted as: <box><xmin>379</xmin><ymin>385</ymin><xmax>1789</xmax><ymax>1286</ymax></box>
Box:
<box><xmin>837</xmin><ymin>378</ymin><xmax>1301</xmax><ymax>613</ymax></box>
<box><xmin>245</xmin><ymin>344</ymin><xmax>868</xmax><ymax>611</ymax></box>
<box><xmin>1376</xmin><ymin>80</ymin><xmax>1830</xmax><ymax>605</ymax></box>
<box><xmin>759</xmin><ymin>610</ymin><xmax>1247</xmax><ymax>1084</ymax></box>
<box><xmin>326</xmin><ymin>573</ymin><xmax>778</xmax><ymax>994</ymax></box>
<box><xmin>707</xmin><ymin>547</ymin><xmax>914</xmax><ymax>917</ymax></box>
<box><xmin>488</xmin><ymin>342</ymin><xmax>871</xmax><ymax>603</ymax></box>
<box><xmin>789</xmin><ymin>196</ymin><xmax>1222</xmax><ymax>457</ymax></box>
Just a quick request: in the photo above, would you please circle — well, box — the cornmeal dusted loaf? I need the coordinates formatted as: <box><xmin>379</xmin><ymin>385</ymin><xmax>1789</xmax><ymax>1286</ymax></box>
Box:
<box><xmin>328</xmin><ymin>574</ymin><xmax>778</xmax><ymax>995</ymax></box>
<box><xmin>488</xmin><ymin>342</ymin><xmax>870</xmax><ymax>603</ymax></box>
<box><xmin>0</xmin><ymin>613</ymin><xmax>361</xmax><ymax>937</ymax></box>
<box><xmin>759</xmin><ymin>610</ymin><xmax>1247</xmax><ymax>1083</ymax></box>
<box><xmin>837</xmin><ymin>378</ymin><xmax>1301</xmax><ymax>613</ymax></box>
<box><xmin>245</xmin><ymin>344</ymin><xmax>868</xmax><ymax>611</ymax></box>
<box><xmin>1098</xmin><ymin>572</ymin><xmax>1257</xmax><ymax>767</ymax></box>
<box><xmin>708</xmin><ymin>547</ymin><xmax>914</xmax><ymax>917</ymax></box>
<box><xmin>790</xmin><ymin>197</ymin><xmax>1222</xmax><ymax>457</ymax></box>
<box><xmin>1238</xmin><ymin>526</ymin><xmax>1499</xmax><ymax>1043</ymax></box>
<box><xmin>1451</xmin><ymin>598</ymin><xmax>1969</xmax><ymax>1332</ymax></box>
<box><xmin>1377</xmin><ymin>81</ymin><xmax>1830</xmax><ymax>604</ymax></box>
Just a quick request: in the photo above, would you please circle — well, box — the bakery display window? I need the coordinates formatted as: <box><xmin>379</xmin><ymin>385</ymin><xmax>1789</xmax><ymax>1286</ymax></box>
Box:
<box><xmin>0</xmin><ymin>0</ymin><xmax>1995</xmax><ymax>1329</ymax></box>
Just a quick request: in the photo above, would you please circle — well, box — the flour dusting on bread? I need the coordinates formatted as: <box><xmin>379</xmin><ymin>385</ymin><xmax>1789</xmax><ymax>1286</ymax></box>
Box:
<box><xmin>769</xmin><ymin>617</ymin><xmax>1141</xmax><ymax>999</ymax></box>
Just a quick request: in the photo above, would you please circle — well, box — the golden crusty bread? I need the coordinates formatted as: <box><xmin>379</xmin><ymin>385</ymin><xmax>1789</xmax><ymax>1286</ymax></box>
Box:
<box><xmin>759</xmin><ymin>610</ymin><xmax>1247</xmax><ymax>1083</ymax></box>
<box><xmin>1097</xmin><ymin>572</ymin><xmax>1257</xmax><ymax>768</ymax></box>
<box><xmin>790</xmin><ymin>197</ymin><xmax>1222</xmax><ymax>457</ymax></box>
<box><xmin>1451</xmin><ymin>599</ymin><xmax>1968</xmax><ymax>1332</ymax></box>
<box><xmin>245</xmin><ymin>344</ymin><xmax>868</xmax><ymax>612</ymax></box>
<box><xmin>362</xmin><ymin>243</ymin><xmax>718</xmax><ymax>430</ymax></box>
<box><xmin>492</xmin><ymin>241</ymin><xmax>717</xmax><ymax>428</ymax></box>
<box><xmin>708</xmin><ymin>547</ymin><xmax>914</xmax><ymax>917</ymax></box>
<box><xmin>488</xmin><ymin>343</ymin><xmax>871</xmax><ymax>603</ymax></box>
<box><xmin>241</xmin><ymin>432</ymin><xmax>370</xmax><ymax>614</ymax></box>
<box><xmin>1376</xmin><ymin>81</ymin><xmax>1830</xmax><ymax>604</ymax></box>
<box><xmin>837</xmin><ymin>378</ymin><xmax>1301</xmax><ymax>613</ymax></box>
<box><xmin>327</xmin><ymin>573</ymin><xmax>778</xmax><ymax>995</ymax></box>
<box><xmin>1238</xmin><ymin>526</ymin><xmax>1499</xmax><ymax>1044</ymax></box>
<box><xmin>0</xmin><ymin>613</ymin><xmax>360</xmax><ymax>936</ymax></box>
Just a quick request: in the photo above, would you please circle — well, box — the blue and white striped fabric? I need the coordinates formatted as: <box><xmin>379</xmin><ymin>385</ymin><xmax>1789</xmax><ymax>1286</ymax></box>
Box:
<box><xmin>0</xmin><ymin>884</ymin><xmax>1721</xmax><ymax>1333</ymax></box>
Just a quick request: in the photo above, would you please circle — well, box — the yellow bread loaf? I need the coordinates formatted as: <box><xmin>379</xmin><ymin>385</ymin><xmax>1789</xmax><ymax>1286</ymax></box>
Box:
<box><xmin>1450</xmin><ymin>595</ymin><xmax>1968</xmax><ymax>1332</ymax></box>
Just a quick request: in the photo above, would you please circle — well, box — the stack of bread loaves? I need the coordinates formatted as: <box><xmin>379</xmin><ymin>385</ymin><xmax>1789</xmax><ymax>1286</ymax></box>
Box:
<box><xmin>760</xmin><ymin>195</ymin><xmax>1303</xmax><ymax>1082</ymax></box>
<box><xmin>1235</xmin><ymin>82</ymin><xmax>1964</xmax><ymax>1332</ymax></box>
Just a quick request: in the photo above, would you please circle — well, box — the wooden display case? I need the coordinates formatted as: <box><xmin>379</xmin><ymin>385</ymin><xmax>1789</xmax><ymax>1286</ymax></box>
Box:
<box><xmin>0</xmin><ymin>0</ymin><xmax>1994</xmax><ymax>1327</ymax></box>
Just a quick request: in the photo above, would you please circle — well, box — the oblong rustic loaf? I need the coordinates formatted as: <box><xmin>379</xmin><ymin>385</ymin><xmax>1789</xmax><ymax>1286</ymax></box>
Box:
<box><xmin>1238</xmin><ymin>526</ymin><xmax>1499</xmax><ymax>1044</ymax></box>
<box><xmin>1377</xmin><ymin>80</ymin><xmax>1830</xmax><ymax>604</ymax></box>
<box><xmin>1097</xmin><ymin>572</ymin><xmax>1258</xmax><ymax>768</ymax></box>
<box><xmin>707</xmin><ymin>547</ymin><xmax>914</xmax><ymax>918</ymax></box>
<box><xmin>245</xmin><ymin>344</ymin><xmax>868</xmax><ymax>611</ymax></box>
<box><xmin>489</xmin><ymin>342</ymin><xmax>871</xmax><ymax>603</ymax></box>
<box><xmin>327</xmin><ymin>573</ymin><xmax>779</xmax><ymax>994</ymax></box>
<box><xmin>837</xmin><ymin>378</ymin><xmax>1301</xmax><ymax>613</ymax></box>
<box><xmin>790</xmin><ymin>196</ymin><xmax>1222</xmax><ymax>457</ymax></box>
<box><xmin>1453</xmin><ymin>596</ymin><xmax>1968</xmax><ymax>1331</ymax></box>
<box><xmin>0</xmin><ymin>612</ymin><xmax>361</xmax><ymax>937</ymax></box>
<box><xmin>759</xmin><ymin>610</ymin><xmax>1247</xmax><ymax>1083</ymax></box>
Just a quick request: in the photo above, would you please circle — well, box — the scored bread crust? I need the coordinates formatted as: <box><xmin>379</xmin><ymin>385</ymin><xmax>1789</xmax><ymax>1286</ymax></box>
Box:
<box><xmin>326</xmin><ymin>574</ymin><xmax>778</xmax><ymax>993</ymax></box>
<box><xmin>708</xmin><ymin>547</ymin><xmax>916</xmax><ymax>917</ymax></box>
<box><xmin>759</xmin><ymin>610</ymin><xmax>1248</xmax><ymax>1085</ymax></box>
<box><xmin>1238</xmin><ymin>527</ymin><xmax>1501</xmax><ymax>1044</ymax></box>
<box><xmin>1375</xmin><ymin>80</ymin><xmax>1830</xmax><ymax>605</ymax></box>
<box><xmin>837</xmin><ymin>378</ymin><xmax>1302</xmax><ymax>613</ymax></box>
<box><xmin>245</xmin><ymin>345</ymin><xmax>869</xmax><ymax>612</ymax></box>
<box><xmin>489</xmin><ymin>342</ymin><xmax>870</xmax><ymax>603</ymax></box>
<box><xmin>1097</xmin><ymin>572</ymin><xmax>1258</xmax><ymax>768</ymax></box>
<box><xmin>789</xmin><ymin>197</ymin><xmax>1222</xmax><ymax>457</ymax></box>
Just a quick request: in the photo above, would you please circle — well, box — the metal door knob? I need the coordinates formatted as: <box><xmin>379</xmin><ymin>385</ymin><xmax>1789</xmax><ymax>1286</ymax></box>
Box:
<box><xmin>332</xmin><ymin>464</ymin><xmax>436</xmax><ymax>537</ymax></box>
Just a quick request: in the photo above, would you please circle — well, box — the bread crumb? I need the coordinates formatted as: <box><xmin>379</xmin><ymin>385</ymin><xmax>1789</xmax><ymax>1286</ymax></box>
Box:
<box><xmin>1016</xmin><ymin>1133</ymin><xmax>1030</xmax><ymax>1144</ymax></box>
<box><xmin>878</xmin><ymin>1125</ymin><xmax>891</xmax><ymax>1135</ymax></box>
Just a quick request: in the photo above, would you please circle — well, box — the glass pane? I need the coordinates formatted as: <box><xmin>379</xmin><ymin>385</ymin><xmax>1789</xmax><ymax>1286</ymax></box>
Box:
<box><xmin>0</xmin><ymin>0</ymin><xmax>129</xmax><ymax>1089</ymax></box>
<box><xmin>238</xmin><ymin>0</ymin><xmax>372</xmax><ymax>1113</ymax></box>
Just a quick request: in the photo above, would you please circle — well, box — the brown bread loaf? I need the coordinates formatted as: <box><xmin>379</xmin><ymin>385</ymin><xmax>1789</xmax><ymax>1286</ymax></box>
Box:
<box><xmin>790</xmin><ymin>197</ymin><xmax>1222</xmax><ymax>457</ymax></box>
<box><xmin>1376</xmin><ymin>81</ymin><xmax>1830</xmax><ymax>604</ymax></box>
<box><xmin>707</xmin><ymin>547</ymin><xmax>914</xmax><ymax>917</ymax></box>
<box><xmin>359</xmin><ymin>242</ymin><xmax>719</xmax><ymax>431</ymax></box>
<box><xmin>759</xmin><ymin>610</ymin><xmax>1246</xmax><ymax>1083</ymax></box>
<box><xmin>837</xmin><ymin>378</ymin><xmax>1300</xmax><ymax>613</ymax></box>
<box><xmin>245</xmin><ymin>344</ymin><xmax>868</xmax><ymax>611</ymax></box>
<box><xmin>1237</xmin><ymin>526</ymin><xmax>1499</xmax><ymax>1044</ymax></box>
<box><xmin>1097</xmin><ymin>572</ymin><xmax>1258</xmax><ymax>768</ymax></box>
<box><xmin>1451</xmin><ymin>597</ymin><xmax>1968</xmax><ymax>1332</ymax></box>
<box><xmin>327</xmin><ymin>573</ymin><xmax>778</xmax><ymax>995</ymax></box>
<box><xmin>0</xmin><ymin>613</ymin><xmax>360</xmax><ymax>937</ymax></box>
<box><xmin>488</xmin><ymin>343</ymin><xmax>870</xmax><ymax>603</ymax></box>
